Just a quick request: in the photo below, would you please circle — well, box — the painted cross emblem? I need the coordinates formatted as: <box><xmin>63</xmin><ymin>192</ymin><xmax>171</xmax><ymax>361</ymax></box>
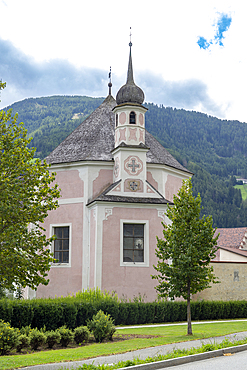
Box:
<box><xmin>129</xmin><ymin>181</ymin><xmax>138</xmax><ymax>191</ymax></box>
<box><xmin>124</xmin><ymin>156</ymin><xmax>143</xmax><ymax>176</ymax></box>
<box><xmin>128</xmin><ymin>159</ymin><xmax>140</xmax><ymax>173</ymax></box>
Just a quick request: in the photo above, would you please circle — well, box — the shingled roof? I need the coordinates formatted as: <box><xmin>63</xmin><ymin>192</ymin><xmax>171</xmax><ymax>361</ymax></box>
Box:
<box><xmin>215</xmin><ymin>228</ymin><xmax>247</xmax><ymax>249</ymax></box>
<box><xmin>45</xmin><ymin>94</ymin><xmax>190</xmax><ymax>174</ymax></box>
<box><xmin>87</xmin><ymin>180</ymin><xmax>172</xmax><ymax>206</ymax></box>
<box><xmin>213</xmin><ymin>227</ymin><xmax>247</xmax><ymax>259</ymax></box>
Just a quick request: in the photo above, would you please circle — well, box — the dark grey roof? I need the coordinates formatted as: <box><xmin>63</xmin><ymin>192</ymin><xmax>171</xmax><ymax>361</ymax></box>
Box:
<box><xmin>87</xmin><ymin>180</ymin><xmax>172</xmax><ymax>206</ymax></box>
<box><xmin>45</xmin><ymin>95</ymin><xmax>190</xmax><ymax>174</ymax></box>
<box><xmin>46</xmin><ymin>94</ymin><xmax>116</xmax><ymax>165</ymax></box>
<box><xmin>88</xmin><ymin>195</ymin><xmax>171</xmax><ymax>205</ymax></box>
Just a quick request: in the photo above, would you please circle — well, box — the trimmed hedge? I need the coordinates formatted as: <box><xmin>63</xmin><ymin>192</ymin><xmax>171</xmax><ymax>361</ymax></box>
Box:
<box><xmin>1</xmin><ymin>298</ymin><xmax>247</xmax><ymax>329</ymax></box>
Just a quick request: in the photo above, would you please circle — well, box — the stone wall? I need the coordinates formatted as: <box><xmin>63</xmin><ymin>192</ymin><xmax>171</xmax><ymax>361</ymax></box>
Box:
<box><xmin>193</xmin><ymin>261</ymin><xmax>247</xmax><ymax>301</ymax></box>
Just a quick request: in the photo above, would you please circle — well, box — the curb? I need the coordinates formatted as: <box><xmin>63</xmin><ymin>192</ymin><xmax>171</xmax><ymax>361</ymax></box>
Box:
<box><xmin>21</xmin><ymin>343</ymin><xmax>247</xmax><ymax>370</ymax></box>
<box><xmin>119</xmin><ymin>343</ymin><xmax>247</xmax><ymax>370</ymax></box>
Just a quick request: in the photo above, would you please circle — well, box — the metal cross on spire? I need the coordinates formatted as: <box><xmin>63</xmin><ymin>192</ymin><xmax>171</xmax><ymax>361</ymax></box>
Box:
<box><xmin>108</xmin><ymin>66</ymin><xmax>112</xmax><ymax>95</ymax></box>
<box><xmin>129</xmin><ymin>27</ymin><xmax>132</xmax><ymax>47</ymax></box>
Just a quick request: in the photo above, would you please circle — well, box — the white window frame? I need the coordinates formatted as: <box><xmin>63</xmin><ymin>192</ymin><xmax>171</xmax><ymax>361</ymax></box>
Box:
<box><xmin>120</xmin><ymin>219</ymin><xmax>149</xmax><ymax>267</ymax></box>
<box><xmin>50</xmin><ymin>223</ymin><xmax>72</xmax><ymax>267</ymax></box>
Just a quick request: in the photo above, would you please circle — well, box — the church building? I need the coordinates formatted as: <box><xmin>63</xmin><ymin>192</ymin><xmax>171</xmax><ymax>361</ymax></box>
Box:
<box><xmin>35</xmin><ymin>42</ymin><xmax>192</xmax><ymax>301</ymax></box>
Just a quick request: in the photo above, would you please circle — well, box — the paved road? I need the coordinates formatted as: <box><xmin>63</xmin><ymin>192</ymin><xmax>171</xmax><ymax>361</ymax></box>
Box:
<box><xmin>163</xmin><ymin>349</ymin><xmax>247</xmax><ymax>369</ymax></box>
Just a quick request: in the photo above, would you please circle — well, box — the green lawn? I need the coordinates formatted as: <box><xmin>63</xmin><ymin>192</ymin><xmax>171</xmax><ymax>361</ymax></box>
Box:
<box><xmin>1</xmin><ymin>321</ymin><xmax>247</xmax><ymax>370</ymax></box>
<box><xmin>234</xmin><ymin>184</ymin><xmax>247</xmax><ymax>200</ymax></box>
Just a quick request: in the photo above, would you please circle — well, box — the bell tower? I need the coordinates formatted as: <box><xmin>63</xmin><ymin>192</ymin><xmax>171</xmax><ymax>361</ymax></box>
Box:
<box><xmin>112</xmin><ymin>37</ymin><xmax>149</xmax><ymax>196</ymax></box>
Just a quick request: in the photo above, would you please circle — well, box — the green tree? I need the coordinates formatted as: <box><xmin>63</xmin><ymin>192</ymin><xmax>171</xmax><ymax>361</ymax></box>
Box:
<box><xmin>0</xmin><ymin>80</ymin><xmax>6</xmax><ymax>91</ymax></box>
<box><xmin>0</xmin><ymin>84</ymin><xmax>60</xmax><ymax>291</ymax></box>
<box><xmin>152</xmin><ymin>179</ymin><xmax>219</xmax><ymax>335</ymax></box>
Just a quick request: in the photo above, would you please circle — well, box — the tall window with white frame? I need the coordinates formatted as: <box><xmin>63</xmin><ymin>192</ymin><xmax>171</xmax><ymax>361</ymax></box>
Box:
<box><xmin>53</xmin><ymin>226</ymin><xmax>69</xmax><ymax>263</ymax></box>
<box><xmin>123</xmin><ymin>224</ymin><xmax>144</xmax><ymax>262</ymax></box>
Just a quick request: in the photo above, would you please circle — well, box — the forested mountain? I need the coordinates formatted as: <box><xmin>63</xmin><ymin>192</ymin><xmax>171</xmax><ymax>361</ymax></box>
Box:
<box><xmin>5</xmin><ymin>96</ymin><xmax>104</xmax><ymax>158</ymax></box>
<box><xmin>4</xmin><ymin>96</ymin><xmax>247</xmax><ymax>228</ymax></box>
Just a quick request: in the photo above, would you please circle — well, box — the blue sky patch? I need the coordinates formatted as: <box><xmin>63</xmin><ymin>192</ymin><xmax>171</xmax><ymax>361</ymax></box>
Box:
<box><xmin>197</xmin><ymin>37</ymin><xmax>212</xmax><ymax>50</ymax></box>
<box><xmin>197</xmin><ymin>13</ymin><xmax>232</xmax><ymax>50</ymax></box>
<box><xmin>214</xmin><ymin>14</ymin><xmax>232</xmax><ymax>46</ymax></box>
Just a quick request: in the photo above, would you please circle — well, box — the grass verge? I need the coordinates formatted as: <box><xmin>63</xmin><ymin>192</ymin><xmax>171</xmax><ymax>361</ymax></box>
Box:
<box><xmin>75</xmin><ymin>337</ymin><xmax>247</xmax><ymax>370</ymax></box>
<box><xmin>1</xmin><ymin>321</ymin><xmax>247</xmax><ymax>370</ymax></box>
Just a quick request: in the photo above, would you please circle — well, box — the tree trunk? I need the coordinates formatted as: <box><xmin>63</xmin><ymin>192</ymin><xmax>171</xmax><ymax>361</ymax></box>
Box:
<box><xmin>187</xmin><ymin>280</ymin><xmax>192</xmax><ymax>335</ymax></box>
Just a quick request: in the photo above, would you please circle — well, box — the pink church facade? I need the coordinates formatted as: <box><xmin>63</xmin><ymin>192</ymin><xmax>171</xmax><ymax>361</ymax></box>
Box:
<box><xmin>33</xmin><ymin>43</ymin><xmax>192</xmax><ymax>301</ymax></box>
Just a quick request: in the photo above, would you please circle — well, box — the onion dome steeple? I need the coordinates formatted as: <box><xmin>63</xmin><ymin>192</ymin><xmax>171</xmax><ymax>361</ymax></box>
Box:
<box><xmin>116</xmin><ymin>39</ymin><xmax>144</xmax><ymax>106</ymax></box>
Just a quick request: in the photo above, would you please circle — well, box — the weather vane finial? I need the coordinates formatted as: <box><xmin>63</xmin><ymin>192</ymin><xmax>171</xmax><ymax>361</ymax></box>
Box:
<box><xmin>129</xmin><ymin>27</ymin><xmax>132</xmax><ymax>47</ymax></box>
<box><xmin>109</xmin><ymin>66</ymin><xmax>112</xmax><ymax>83</ymax></box>
<box><xmin>108</xmin><ymin>66</ymin><xmax>112</xmax><ymax>95</ymax></box>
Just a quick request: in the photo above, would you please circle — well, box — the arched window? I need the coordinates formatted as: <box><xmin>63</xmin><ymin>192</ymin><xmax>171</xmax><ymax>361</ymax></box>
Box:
<box><xmin>116</xmin><ymin>114</ymin><xmax>118</xmax><ymax>127</ymax></box>
<box><xmin>129</xmin><ymin>111</ymin><xmax>136</xmax><ymax>124</ymax></box>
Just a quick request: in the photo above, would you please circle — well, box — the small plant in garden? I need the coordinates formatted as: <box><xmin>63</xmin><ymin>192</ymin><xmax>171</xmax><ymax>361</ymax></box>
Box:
<box><xmin>20</xmin><ymin>325</ymin><xmax>32</xmax><ymax>336</ymax></box>
<box><xmin>201</xmin><ymin>343</ymin><xmax>215</xmax><ymax>352</ymax></box>
<box><xmin>40</xmin><ymin>325</ymin><xmax>47</xmax><ymax>333</ymax></box>
<box><xmin>87</xmin><ymin>310</ymin><xmax>116</xmax><ymax>343</ymax></box>
<box><xmin>57</xmin><ymin>326</ymin><xmax>74</xmax><ymax>347</ymax></box>
<box><xmin>29</xmin><ymin>328</ymin><xmax>46</xmax><ymax>350</ymax></box>
<box><xmin>46</xmin><ymin>330</ymin><xmax>61</xmax><ymax>349</ymax></box>
<box><xmin>74</xmin><ymin>326</ymin><xmax>90</xmax><ymax>344</ymax></box>
<box><xmin>133</xmin><ymin>293</ymin><xmax>147</xmax><ymax>303</ymax></box>
<box><xmin>0</xmin><ymin>320</ymin><xmax>20</xmax><ymax>355</ymax></box>
<box><xmin>16</xmin><ymin>334</ymin><xmax>30</xmax><ymax>352</ymax></box>
<box><xmin>72</xmin><ymin>288</ymin><xmax>119</xmax><ymax>302</ymax></box>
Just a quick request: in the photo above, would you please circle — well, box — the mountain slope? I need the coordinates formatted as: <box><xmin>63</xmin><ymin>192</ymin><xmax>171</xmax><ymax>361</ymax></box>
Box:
<box><xmin>3</xmin><ymin>95</ymin><xmax>247</xmax><ymax>228</ymax></box>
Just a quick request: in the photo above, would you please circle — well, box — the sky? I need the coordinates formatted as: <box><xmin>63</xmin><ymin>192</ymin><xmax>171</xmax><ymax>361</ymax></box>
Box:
<box><xmin>0</xmin><ymin>0</ymin><xmax>246</xmax><ymax>122</ymax></box>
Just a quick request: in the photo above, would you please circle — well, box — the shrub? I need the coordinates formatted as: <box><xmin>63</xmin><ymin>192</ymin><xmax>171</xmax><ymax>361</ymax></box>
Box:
<box><xmin>32</xmin><ymin>300</ymin><xmax>63</xmax><ymax>330</ymax></box>
<box><xmin>0</xmin><ymin>320</ymin><xmax>20</xmax><ymax>355</ymax></box>
<box><xmin>46</xmin><ymin>330</ymin><xmax>61</xmax><ymax>349</ymax></box>
<box><xmin>115</xmin><ymin>302</ymin><xmax>129</xmax><ymax>325</ymax></box>
<box><xmin>10</xmin><ymin>300</ymin><xmax>34</xmax><ymax>329</ymax></box>
<box><xmin>74</xmin><ymin>326</ymin><xmax>90</xmax><ymax>344</ymax></box>
<box><xmin>57</xmin><ymin>326</ymin><xmax>74</xmax><ymax>347</ymax></box>
<box><xmin>60</xmin><ymin>301</ymin><xmax>78</xmax><ymax>329</ymax></box>
<box><xmin>87</xmin><ymin>310</ymin><xmax>116</xmax><ymax>343</ymax></box>
<box><xmin>0</xmin><ymin>299</ymin><xmax>12</xmax><ymax>323</ymax></box>
<box><xmin>29</xmin><ymin>328</ymin><xmax>46</xmax><ymax>350</ymax></box>
<box><xmin>20</xmin><ymin>325</ymin><xmax>32</xmax><ymax>336</ymax></box>
<box><xmin>16</xmin><ymin>334</ymin><xmax>30</xmax><ymax>352</ymax></box>
<box><xmin>76</xmin><ymin>301</ymin><xmax>97</xmax><ymax>327</ymax></box>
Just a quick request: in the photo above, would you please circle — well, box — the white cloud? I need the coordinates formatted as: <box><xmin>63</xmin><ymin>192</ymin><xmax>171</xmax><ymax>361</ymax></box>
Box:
<box><xmin>0</xmin><ymin>0</ymin><xmax>246</xmax><ymax>121</ymax></box>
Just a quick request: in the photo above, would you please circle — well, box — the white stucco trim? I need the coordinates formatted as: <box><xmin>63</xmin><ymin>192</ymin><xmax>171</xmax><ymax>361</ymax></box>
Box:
<box><xmin>80</xmin><ymin>166</ymin><xmax>89</xmax><ymax>290</ymax></box>
<box><xmin>58</xmin><ymin>197</ymin><xmax>84</xmax><ymax>205</ymax></box>
<box><xmin>120</xmin><ymin>219</ymin><xmax>149</xmax><ymax>267</ymax></box>
<box><xmin>147</xmin><ymin>163</ymin><xmax>192</xmax><ymax>179</ymax></box>
<box><xmin>50</xmin><ymin>223</ymin><xmax>72</xmax><ymax>268</ymax></box>
<box><xmin>50</xmin><ymin>161</ymin><xmax>114</xmax><ymax>171</ymax></box>
<box><xmin>87</xmin><ymin>201</ymin><xmax>168</xmax><ymax>210</ymax></box>
<box><xmin>157</xmin><ymin>208</ymin><xmax>171</xmax><ymax>225</ymax></box>
<box><xmin>94</xmin><ymin>206</ymin><xmax>105</xmax><ymax>289</ymax></box>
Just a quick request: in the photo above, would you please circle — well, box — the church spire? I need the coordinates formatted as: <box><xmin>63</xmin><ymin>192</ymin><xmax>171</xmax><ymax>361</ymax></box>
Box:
<box><xmin>127</xmin><ymin>28</ymin><xmax>134</xmax><ymax>84</ymax></box>
<box><xmin>116</xmin><ymin>31</ymin><xmax>144</xmax><ymax>106</ymax></box>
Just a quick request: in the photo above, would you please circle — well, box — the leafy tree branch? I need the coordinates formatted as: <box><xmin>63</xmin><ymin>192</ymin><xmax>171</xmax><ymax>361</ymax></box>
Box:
<box><xmin>0</xmin><ymin>94</ymin><xmax>60</xmax><ymax>291</ymax></box>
